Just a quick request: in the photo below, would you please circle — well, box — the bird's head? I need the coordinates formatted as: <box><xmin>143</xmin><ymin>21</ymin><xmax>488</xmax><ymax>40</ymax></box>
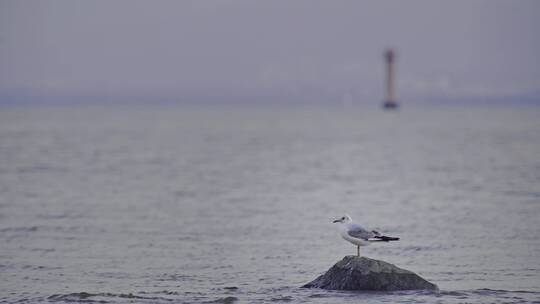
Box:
<box><xmin>332</xmin><ymin>214</ymin><xmax>352</xmax><ymax>224</ymax></box>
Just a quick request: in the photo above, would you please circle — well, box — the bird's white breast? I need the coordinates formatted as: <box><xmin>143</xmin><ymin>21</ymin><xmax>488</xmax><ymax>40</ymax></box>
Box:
<box><xmin>339</xmin><ymin>224</ymin><xmax>370</xmax><ymax>246</ymax></box>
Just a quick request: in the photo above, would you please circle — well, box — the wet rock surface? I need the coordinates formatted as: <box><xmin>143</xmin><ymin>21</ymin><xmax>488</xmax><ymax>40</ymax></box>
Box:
<box><xmin>303</xmin><ymin>256</ymin><xmax>438</xmax><ymax>291</ymax></box>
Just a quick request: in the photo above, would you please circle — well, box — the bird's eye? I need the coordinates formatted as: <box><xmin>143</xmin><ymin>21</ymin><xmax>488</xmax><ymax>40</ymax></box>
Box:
<box><xmin>341</xmin><ymin>217</ymin><xmax>345</xmax><ymax>220</ymax></box>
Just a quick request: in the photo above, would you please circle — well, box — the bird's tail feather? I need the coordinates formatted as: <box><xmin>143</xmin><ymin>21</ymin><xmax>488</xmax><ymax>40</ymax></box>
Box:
<box><xmin>373</xmin><ymin>236</ymin><xmax>400</xmax><ymax>242</ymax></box>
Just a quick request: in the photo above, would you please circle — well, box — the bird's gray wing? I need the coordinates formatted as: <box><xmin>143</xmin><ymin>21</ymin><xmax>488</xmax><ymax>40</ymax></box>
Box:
<box><xmin>346</xmin><ymin>224</ymin><xmax>376</xmax><ymax>240</ymax></box>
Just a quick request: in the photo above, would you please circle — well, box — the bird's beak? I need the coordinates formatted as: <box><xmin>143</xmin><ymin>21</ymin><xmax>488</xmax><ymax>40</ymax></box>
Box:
<box><xmin>332</xmin><ymin>219</ymin><xmax>341</xmax><ymax>223</ymax></box>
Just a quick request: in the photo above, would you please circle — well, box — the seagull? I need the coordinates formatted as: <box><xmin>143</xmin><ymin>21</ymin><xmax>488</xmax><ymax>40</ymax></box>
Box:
<box><xmin>333</xmin><ymin>214</ymin><xmax>399</xmax><ymax>257</ymax></box>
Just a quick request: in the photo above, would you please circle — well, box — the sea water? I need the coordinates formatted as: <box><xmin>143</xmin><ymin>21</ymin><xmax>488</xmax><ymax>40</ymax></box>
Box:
<box><xmin>1</xmin><ymin>104</ymin><xmax>539</xmax><ymax>303</ymax></box>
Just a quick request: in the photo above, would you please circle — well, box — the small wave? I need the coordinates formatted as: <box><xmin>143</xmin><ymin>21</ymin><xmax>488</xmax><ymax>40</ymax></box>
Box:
<box><xmin>472</xmin><ymin>288</ymin><xmax>540</xmax><ymax>295</ymax></box>
<box><xmin>308</xmin><ymin>293</ymin><xmax>335</xmax><ymax>298</ymax></box>
<box><xmin>389</xmin><ymin>290</ymin><xmax>440</xmax><ymax>296</ymax></box>
<box><xmin>156</xmin><ymin>273</ymin><xmax>195</xmax><ymax>281</ymax></box>
<box><xmin>0</xmin><ymin>226</ymin><xmax>39</xmax><ymax>233</ymax></box>
<box><xmin>439</xmin><ymin>290</ymin><xmax>468</xmax><ymax>297</ymax></box>
<box><xmin>48</xmin><ymin>292</ymin><xmax>101</xmax><ymax>302</ymax></box>
<box><xmin>48</xmin><ymin>292</ymin><xmax>174</xmax><ymax>303</ymax></box>
<box><xmin>269</xmin><ymin>296</ymin><xmax>293</xmax><ymax>302</ymax></box>
<box><xmin>437</xmin><ymin>288</ymin><xmax>540</xmax><ymax>298</ymax></box>
<box><xmin>137</xmin><ymin>290</ymin><xmax>181</xmax><ymax>296</ymax></box>
<box><xmin>22</xmin><ymin>264</ymin><xmax>61</xmax><ymax>271</ymax></box>
<box><xmin>204</xmin><ymin>296</ymin><xmax>238</xmax><ymax>304</ymax></box>
<box><xmin>37</xmin><ymin>213</ymin><xmax>78</xmax><ymax>220</ymax></box>
<box><xmin>402</xmin><ymin>244</ymin><xmax>445</xmax><ymax>251</ymax></box>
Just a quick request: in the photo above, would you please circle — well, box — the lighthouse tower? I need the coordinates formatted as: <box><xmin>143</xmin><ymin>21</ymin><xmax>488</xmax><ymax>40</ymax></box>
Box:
<box><xmin>383</xmin><ymin>49</ymin><xmax>398</xmax><ymax>109</ymax></box>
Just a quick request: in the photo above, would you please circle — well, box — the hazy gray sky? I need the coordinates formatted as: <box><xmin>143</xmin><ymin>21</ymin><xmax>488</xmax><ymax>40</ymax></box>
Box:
<box><xmin>1</xmin><ymin>0</ymin><xmax>539</xmax><ymax>104</ymax></box>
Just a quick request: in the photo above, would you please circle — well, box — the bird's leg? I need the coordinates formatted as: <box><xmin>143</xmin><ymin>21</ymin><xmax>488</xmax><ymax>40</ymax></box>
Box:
<box><xmin>357</xmin><ymin>245</ymin><xmax>360</xmax><ymax>257</ymax></box>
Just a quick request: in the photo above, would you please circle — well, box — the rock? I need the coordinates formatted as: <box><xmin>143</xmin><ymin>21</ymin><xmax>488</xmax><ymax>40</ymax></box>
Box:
<box><xmin>302</xmin><ymin>256</ymin><xmax>438</xmax><ymax>291</ymax></box>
